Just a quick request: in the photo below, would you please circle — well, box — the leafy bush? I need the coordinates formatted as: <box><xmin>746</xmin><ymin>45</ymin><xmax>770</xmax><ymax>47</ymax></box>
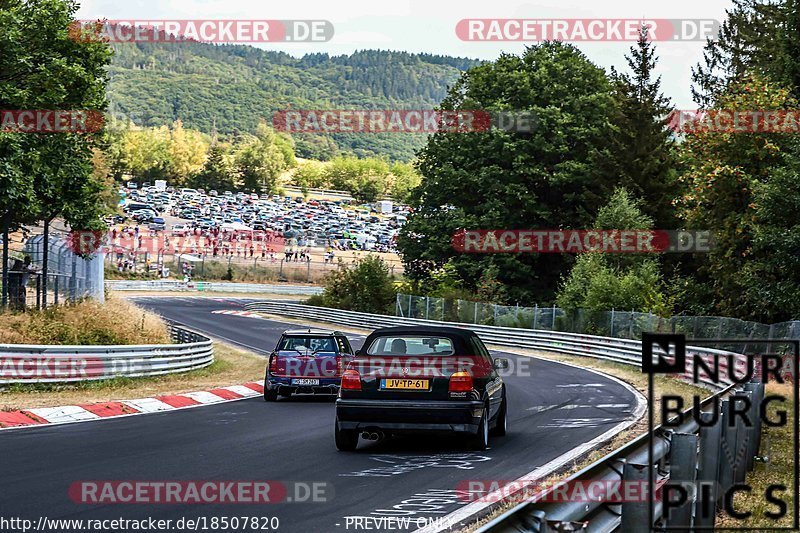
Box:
<box><xmin>314</xmin><ymin>255</ymin><xmax>397</xmax><ymax>314</ymax></box>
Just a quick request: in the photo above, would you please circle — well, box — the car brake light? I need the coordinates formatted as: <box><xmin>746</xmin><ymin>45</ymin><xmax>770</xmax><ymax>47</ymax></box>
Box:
<box><xmin>269</xmin><ymin>355</ymin><xmax>278</xmax><ymax>374</ymax></box>
<box><xmin>449</xmin><ymin>371</ymin><xmax>473</xmax><ymax>392</ymax></box>
<box><xmin>341</xmin><ymin>369</ymin><xmax>362</xmax><ymax>390</ymax></box>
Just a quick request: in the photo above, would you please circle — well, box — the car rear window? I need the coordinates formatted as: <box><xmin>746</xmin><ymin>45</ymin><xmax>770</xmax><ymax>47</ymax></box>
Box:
<box><xmin>278</xmin><ymin>336</ymin><xmax>336</xmax><ymax>353</ymax></box>
<box><xmin>366</xmin><ymin>336</ymin><xmax>455</xmax><ymax>356</ymax></box>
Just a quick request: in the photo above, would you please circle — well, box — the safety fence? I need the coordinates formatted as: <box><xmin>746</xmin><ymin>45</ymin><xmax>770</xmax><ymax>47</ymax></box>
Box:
<box><xmin>0</xmin><ymin>323</ymin><xmax>213</xmax><ymax>385</ymax></box>
<box><xmin>11</xmin><ymin>234</ymin><xmax>106</xmax><ymax>309</ymax></box>
<box><xmin>242</xmin><ymin>301</ymin><xmax>752</xmax><ymax>391</ymax></box>
<box><xmin>396</xmin><ymin>293</ymin><xmax>800</xmax><ymax>349</ymax></box>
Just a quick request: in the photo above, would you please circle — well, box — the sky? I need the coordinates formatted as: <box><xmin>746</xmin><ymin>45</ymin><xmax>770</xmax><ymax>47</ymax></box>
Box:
<box><xmin>76</xmin><ymin>0</ymin><xmax>735</xmax><ymax>108</ymax></box>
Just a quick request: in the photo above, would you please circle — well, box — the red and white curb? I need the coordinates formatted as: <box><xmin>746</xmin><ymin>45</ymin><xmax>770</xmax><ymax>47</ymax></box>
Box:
<box><xmin>211</xmin><ymin>310</ymin><xmax>264</xmax><ymax>318</ymax></box>
<box><xmin>0</xmin><ymin>380</ymin><xmax>265</xmax><ymax>431</ymax></box>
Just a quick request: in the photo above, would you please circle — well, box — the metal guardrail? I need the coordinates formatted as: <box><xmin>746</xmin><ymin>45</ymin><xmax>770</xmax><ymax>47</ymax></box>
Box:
<box><xmin>106</xmin><ymin>280</ymin><xmax>323</xmax><ymax>295</ymax></box>
<box><xmin>478</xmin><ymin>380</ymin><xmax>764</xmax><ymax>532</ymax></box>
<box><xmin>243</xmin><ymin>301</ymin><xmax>746</xmax><ymax>391</ymax></box>
<box><xmin>0</xmin><ymin>323</ymin><xmax>214</xmax><ymax>384</ymax></box>
<box><xmin>243</xmin><ymin>301</ymin><xmax>774</xmax><ymax>531</ymax></box>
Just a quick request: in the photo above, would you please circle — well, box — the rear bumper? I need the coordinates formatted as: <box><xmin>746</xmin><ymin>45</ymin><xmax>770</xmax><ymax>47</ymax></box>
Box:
<box><xmin>336</xmin><ymin>399</ymin><xmax>485</xmax><ymax>433</ymax></box>
<box><xmin>267</xmin><ymin>376</ymin><xmax>340</xmax><ymax>395</ymax></box>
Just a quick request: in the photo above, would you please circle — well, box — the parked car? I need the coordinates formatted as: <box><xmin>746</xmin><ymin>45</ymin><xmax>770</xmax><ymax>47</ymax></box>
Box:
<box><xmin>171</xmin><ymin>224</ymin><xmax>189</xmax><ymax>236</ymax></box>
<box><xmin>265</xmin><ymin>329</ymin><xmax>355</xmax><ymax>401</ymax></box>
<box><xmin>148</xmin><ymin>217</ymin><xmax>166</xmax><ymax>231</ymax></box>
<box><xmin>334</xmin><ymin>326</ymin><xmax>508</xmax><ymax>451</ymax></box>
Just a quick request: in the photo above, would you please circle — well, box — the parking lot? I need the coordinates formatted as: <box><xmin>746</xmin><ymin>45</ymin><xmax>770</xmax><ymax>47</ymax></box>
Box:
<box><xmin>107</xmin><ymin>184</ymin><xmax>407</xmax><ymax>280</ymax></box>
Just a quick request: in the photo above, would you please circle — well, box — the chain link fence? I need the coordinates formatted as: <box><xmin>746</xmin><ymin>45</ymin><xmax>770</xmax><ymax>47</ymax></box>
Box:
<box><xmin>16</xmin><ymin>234</ymin><xmax>105</xmax><ymax>308</ymax></box>
<box><xmin>395</xmin><ymin>293</ymin><xmax>800</xmax><ymax>351</ymax></box>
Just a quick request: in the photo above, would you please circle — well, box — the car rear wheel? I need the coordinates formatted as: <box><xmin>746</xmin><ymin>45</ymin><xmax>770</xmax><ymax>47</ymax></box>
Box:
<box><xmin>334</xmin><ymin>419</ymin><xmax>359</xmax><ymax>451</ymax></box>
<box><xmin>469</xmin><ymin>408</ymin><xmax>490</xmax><ymax>450</ymax></box>
<box><xmin>491</xmin><ymin>396</ymin><xmax>507</xmax><ymax>437</ymax></box>
<box><xmin>264</xmin><ymin>387</ymin><xmax>278</xmax><ymax>402</ymax></box>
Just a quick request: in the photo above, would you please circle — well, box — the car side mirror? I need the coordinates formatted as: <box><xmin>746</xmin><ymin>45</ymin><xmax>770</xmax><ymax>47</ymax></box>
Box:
<box><xmin>493</xmin><ymin>358</ymin><xmax>509</xmax><ymax>370</ymax></box>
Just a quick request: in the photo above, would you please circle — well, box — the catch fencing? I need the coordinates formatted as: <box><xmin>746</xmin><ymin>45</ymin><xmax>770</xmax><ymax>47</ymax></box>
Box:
<box><xmin>396</xmin><ymin>293</ymin><xmax>800</xmax><ymax>349</ymax></box>
<box><xmin>20</xmin><ymin>234</ymin><xmax>105</xmax><ymax>307</ymax></box>
<box><xmin>0</xmin><ymin>323</ymin><xmax>213</xmax><ymax>384</ymax></box>
<box><xmin>242</xmin><ymin>301</ymin><xmax>755</xmax><ymax>391</ymax></box>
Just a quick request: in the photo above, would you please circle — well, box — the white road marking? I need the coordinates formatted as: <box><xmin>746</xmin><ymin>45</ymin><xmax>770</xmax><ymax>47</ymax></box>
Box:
<box><xmin>122</xmin><ymin>398</ymin><xmax>175</xmax><ymax>413</ymax></box>
<box><xmin>26</xmin><ymin>406</ymin><xmax>100</xmax><ymax>424</ymax></box>
<box><xmin>183</xmin><ymin>391</ymin><xmax>227</xmax><ymax>404</ymax></box>
<box><xmin>223</xmin><ymin>385</ymin><xmax>260</xmax><ymax>397</ymax></box>
<box><xmin>527</xmin><ymin>403</ymin><xmax>631</xmax><ymax>412</ymax></box>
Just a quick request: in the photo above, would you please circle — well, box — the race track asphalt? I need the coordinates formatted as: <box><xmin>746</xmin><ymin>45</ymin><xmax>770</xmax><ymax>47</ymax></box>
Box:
<box><xmin>0</xmin><ymin>296</ymin><xmax>641</xmax><ymax>533</ymax></box>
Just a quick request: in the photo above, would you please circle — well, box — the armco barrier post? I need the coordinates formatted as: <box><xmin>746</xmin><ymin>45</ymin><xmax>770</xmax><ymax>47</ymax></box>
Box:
<box><xmin>666</xmin><ymin>432</ymin><xmax>699</xmax><ymax>529</ymax></box>
<box><xmin>744</xmin><ymin>381</ymin><xmax>764</xmax><ymax>469</ymax></box>
<box><xmin>734</xmin><ymin>392</ymin><xmax>752</xmax><ymax>484</ymax></box>
<box><xmin>695</xmin><ymin>410</ymin><xmax>722</xmax><ymax>529</ymax></box>
<box><xmin>719</xmin><ymin>399</ymin><xmax>737</xmax><ymax>497</ymax></box>
<box><xmin>620</xmin><ymin>462</ymin><xmax>652</xmax><ymax>531</ymax></box>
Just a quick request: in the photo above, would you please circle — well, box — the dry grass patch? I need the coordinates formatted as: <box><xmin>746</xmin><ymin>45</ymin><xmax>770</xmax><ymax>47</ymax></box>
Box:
<box><xmin>0</xmin><ymin>297</ymin><xmax>170</xmax><ymax>345</ymax></box>
<box><xmin>716</xmin><ymin>381</ymin><xmax>796</xmax><ymax>530</ymax></box>
<box><xmin>0</xmin><ymin>342</ymin><xmax>266</xmax><ymax>410</ymax></box>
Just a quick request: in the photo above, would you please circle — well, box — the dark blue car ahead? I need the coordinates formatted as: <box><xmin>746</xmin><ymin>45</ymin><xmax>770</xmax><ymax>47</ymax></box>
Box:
<box><xmin>264</xmin><ymin>329</ymin><xmax>355</xmax><ymax>401</ymax></box>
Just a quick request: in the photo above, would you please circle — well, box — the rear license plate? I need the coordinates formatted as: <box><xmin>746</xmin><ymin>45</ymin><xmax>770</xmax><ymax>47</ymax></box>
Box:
<box><xmin>381</xmin><ymin>379</ymin><xmax>429</xmax><ymax>390</ymax></box>
<box><xmin>293</xmin><ymin>379</ymin><xmax>319</xmax><ymax>385</ymax></box>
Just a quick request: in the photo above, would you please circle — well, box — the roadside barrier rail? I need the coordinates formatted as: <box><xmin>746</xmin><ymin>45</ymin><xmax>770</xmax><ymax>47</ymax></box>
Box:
<box><xmin>0</xmin><ymin>323</ymin><xmax>213</xmax><ymax>384</ymax></box>
<box><xmin>243</xmin><ymin>301</ymin><xmax>779</xmax><ymax>531</ymax></box>
<box><xmin>243</xmin><ymin>301</ymin><xmax>747</xmax><ymax>391</ymax></box>
<box><xmin>106</xmin><ymin>280</ymin><xmax>323</xmax><ymax>295</ymax></box>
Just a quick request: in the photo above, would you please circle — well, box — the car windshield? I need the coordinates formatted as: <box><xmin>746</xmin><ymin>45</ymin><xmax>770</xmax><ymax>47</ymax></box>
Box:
<box><xmin>365</xmin><ymin>336</ymin><xmax>455</xmax><ymax>356</ymax></box>
<box><xmin>278</xmin><ymin>336</ymin><xmax>336</xmax><ymax>353</ymax></box>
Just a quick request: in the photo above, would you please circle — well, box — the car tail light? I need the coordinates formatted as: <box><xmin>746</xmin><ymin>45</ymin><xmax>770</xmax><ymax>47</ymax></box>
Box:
<box><xmin>449</xmin><ymin>371</ymin><xmax>473</xmax><ymax>392</ymax></box>
<box><xmin>341</xmin><ymin>369</ymin><xmax>362</xmax><ymax>390</ymax></box>
<box><xmin>269</xmin><ymin>355</ymin><xmax>278</xmax><ymax>374</ymax></box>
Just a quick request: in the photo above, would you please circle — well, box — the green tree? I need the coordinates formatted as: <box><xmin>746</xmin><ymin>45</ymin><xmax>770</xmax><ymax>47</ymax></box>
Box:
<box><xmin>324</xmin><ymin>156</ymin><xmax>390</xmax><ymax>202</ymax></box>
<box><xmin>675</xmin><ymin>73</ymin><xmax>798</xmax><ymax>319</ymax></box>
<box><xmin>317</xmin><ymin>255</ymin><xmax>397</xmax><ymax>314</ymax></box>
<box><xmin>692</xmin><ymin>0</ymin><xmax>800</xmax><ymax>105</ymax></box>
<box><xmin>0</xmin><ymin>0</ymin><xmax>111</xmax><ymax>306</ymax></box>
<box><xmin>191</xmin><ymin>144</ymin><xmax>235</xmax><ymax>191</ymax></box>
<box><xmin>167</xmin><ymin>120</ymin><xmax>209</xmax><ymax>185</ymax></box>
<box><xmin>235</xmin><ymin>123</ymin><xmax>296</xmax><ymax>193</ymax></box>
<box><xmin>399</xmin><ymin>42</ymin><xmax>622</xmax><ymax>303</ymax></box>
<box><xmin>556</xmin><ymin>188</ymin><xmax>668</xmax><ymax>314</ymax></box>
<box><xmin>609</xmin><ymin>24</ymin><xmax>678</xmax><ymax>227</ymax></box>
<box><xmin>388</xmin><ymin>161</ymin><xmax>422</xmax><ymax>202</ymax></box>
<box><xmin>292</xmin><ymin>160</ymin><xmax>328</xmax><ymax>194</ymax></box>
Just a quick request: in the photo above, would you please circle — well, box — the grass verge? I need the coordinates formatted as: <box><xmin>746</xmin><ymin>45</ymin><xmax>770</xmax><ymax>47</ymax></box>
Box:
<box><xmin>0</xmin><ymin>297</ymin><xmax>170</xmax><ymax>345</ymax></box>
<box><xmin>0</xmin><ymin>342</ymin><xmax>265</xmax><ymax>410</ymax></box>
<box><xmin>716</xmin><ymin>381</ymin><xmax>796</xmax><ymax>530</ymax></box>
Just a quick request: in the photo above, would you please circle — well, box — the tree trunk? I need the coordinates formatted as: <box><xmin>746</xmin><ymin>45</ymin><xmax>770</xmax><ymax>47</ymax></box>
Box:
<box><xmin>1</xmin><ymin>214</ymin><xmax>9</xmax><ymax>308</ymax></box>
<box><xmin>42</xmin><ymin>216</ymin><xmax>52</xmax><ymax>308</ymax></box>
